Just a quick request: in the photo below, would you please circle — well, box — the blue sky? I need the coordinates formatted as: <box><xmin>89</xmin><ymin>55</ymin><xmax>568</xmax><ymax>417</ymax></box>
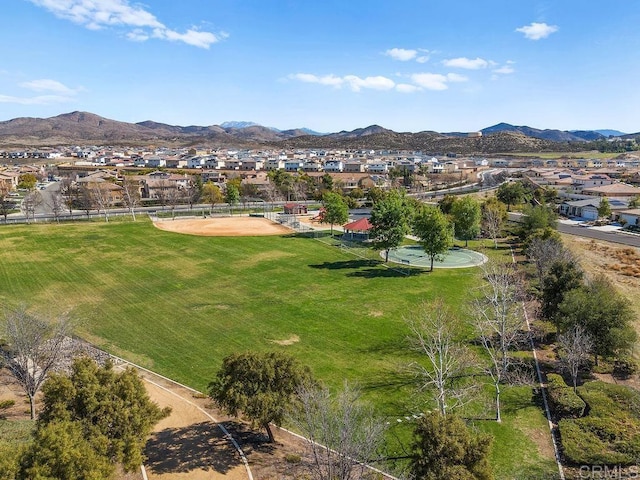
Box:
<box><xmin>2</xmin><ymin>1</ymin><xmax>640</xmax><ymax>133</ymax></box>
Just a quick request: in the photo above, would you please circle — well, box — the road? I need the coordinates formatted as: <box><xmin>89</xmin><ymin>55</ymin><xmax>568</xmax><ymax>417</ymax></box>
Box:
<box><xmin>556</xmin><ymin>222</ymin><xmax>640</xmax><ymax>248</ymax></box>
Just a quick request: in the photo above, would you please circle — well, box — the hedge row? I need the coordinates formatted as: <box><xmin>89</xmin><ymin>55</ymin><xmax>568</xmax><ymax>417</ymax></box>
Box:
<box><xmin>558</xmin><ymin>381</ymin><xmax>640</xmax><ymax>466</ymax></box>
<box><xmin>546</xmin><ymin>374</ymin><xmax>586</xmax><ymax>418</ymax></box>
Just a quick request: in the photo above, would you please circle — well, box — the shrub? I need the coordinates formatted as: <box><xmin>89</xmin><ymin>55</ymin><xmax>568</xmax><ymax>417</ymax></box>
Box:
<box><xmin>0</xmin><ymin>400</ymin><xmax>15</xmax><ymax>411</ymax></box>
<box><xmin>284</xmin><ymin>453</ymin><xmax>302</xmax><ymax>464</ymax></box>
<box><xmin>558</xmin><ymin>381</ymin><xmax>640</xmax><ymax>466</ymax></box>
<box><xmin>546</xmin><ymin>374</ymin><xmax>586</xmax><ymax>418</ymax></box>
<box><xmin>613</xmin><ymin>358</ymin><xmax>638</xmax><ymax>379</ymax></box>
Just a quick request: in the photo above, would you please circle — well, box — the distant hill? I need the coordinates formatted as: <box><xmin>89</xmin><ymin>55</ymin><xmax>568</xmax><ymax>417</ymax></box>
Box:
<box><xmin>481</xmin><ymin>122</ymin><xmax>606</xmax><ymax>142</ymax></box>
<box><xmin>0</xmin><ymin>111</ymin><xmax>627</xmax><ymax>154</ymax></box>
<box><xmin>221</xmin><ymin>121</ymin><xmax>325</xmax><ymax>136</ymax></box>
<box><xmin>593</xmin><ymin>129</ymin><xmax>627</xmax><ymax>137</ymax></box>
<box><xmin>220</xmin><ymin>121</ymin><xmax>260</xmax><ymax>129</ymax></box>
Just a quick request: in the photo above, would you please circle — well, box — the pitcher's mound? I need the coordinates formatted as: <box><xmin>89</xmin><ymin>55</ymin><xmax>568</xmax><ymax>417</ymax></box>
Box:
<box><xmin>153</xmin><ymin>216</ymin><xmax>292</xmax><ymax>237</ymax></box>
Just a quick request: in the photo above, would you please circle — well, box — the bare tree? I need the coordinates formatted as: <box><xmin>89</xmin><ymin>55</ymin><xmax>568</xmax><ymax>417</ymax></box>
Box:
<box><xmin>0</xmin><ymin>182</ymin><xmax>14</xmax><ymax>222</ymax></box>
<box><xmin>88</xmin><ymin>181</ymin><xmax>113</xmax><ymax>222</ymax></box>
<box><xmin>121</xmin><ymin>177</ymin><xmax>141</xmax><ymax>221</ymax></box>
<box><xmin>525</xmin><ymin>236</ymin><xmax>573</xmax><ymax>285</ymax></box>
<box><xmin>185</xmin><ymin>177</ymin><xmax>201</xmax><ymax>210</ymax></box>
<box><xmin>470</xmin><ymin>262</ymin><xmax>527</xmax><ymax>422</ymax></box>
<box><xmin>58</xmin><ymin>175</ymin><xmax>75</xmax><ymax>214</ymax></box>
<box><xmin>481</xmin><ymin>199</ymin><xmax>506</xmax><ymax>249</ymax></box>
<box><xmin>291</xmin><ymin>382</ymin><xmax>386</xmax><ymax>480</ymax></box>
<box><xmin>22</xmin><ymin>190</ymin><xmax>43</xmax><ymax>223</ymax></box>
<box><xmin>153</xmin><ymin>179</ymin><xmax>171</xmax><ymax>210</ymax></box>
<box><xmin>46</xmin><ymin>190</ymin><xmax>66</xmax><ymax>223</ymax></box>
<box><xmin>78</xmin><ymin>184</ymin><xmax>95</xmax><ymax>218</ymax></box>
<box><xmin>406</xmin><ymin>299</ymin><xmax>476</xmax><ymax>416</ymax></box>
<box><xmin>263</xmin><ymin>181</ymin><xmax>282</xmax><ymax>208</ymax></box>
<box><xmin>1</xmin><ymin>307</ymin><xmax>70</xmax><ymax>419</ymax></box>
<box><xmin>557</xmin><ymin>324</ymin><xmax>593</xmax><ymax>393</ymax></box>
<box><xmin>165</xmin><ymin>183</ymin><xmax>185</xmax><ymax>219</ymax></box>
<box><xmin>292</xmin><ymin>178</ymin><xmax>308</xmax><ymax>202</ymax></box>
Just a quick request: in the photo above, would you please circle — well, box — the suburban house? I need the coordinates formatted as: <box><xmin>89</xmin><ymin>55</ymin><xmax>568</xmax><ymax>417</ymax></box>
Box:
<box><xmin>0</xmin><ymin>171</ymin><xmax>21</xmax><ymax>189</ymax></box>
<box><xmin>559</xmin><ymin>197</ymin><xmax>628</xmax><ymax>220</ymax></box>
<box><xmin>582</xmin><ymin>183</ymin><xmax>640</xmax><ymax>198</ymax></box>
<box><xmin>619</xmin><ymin>209</ymin><xmax>640</xmax><ymax>226</ymax></box>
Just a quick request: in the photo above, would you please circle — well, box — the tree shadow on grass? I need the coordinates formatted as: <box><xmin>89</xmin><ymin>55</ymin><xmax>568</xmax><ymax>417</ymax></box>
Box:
<box><xmin>347</xmin><ymin>267</ymin><xmax>425</xmax><ymax>278</ymax></box>
<box><xmin>309</xmin><ymin>259</ymin><xmax>380</xmax><ymax>270</ymax></box>
<box><xmin>145</xmin><ymin>421</ymin><xmax>240</xmax><ymax>475</ymax></box>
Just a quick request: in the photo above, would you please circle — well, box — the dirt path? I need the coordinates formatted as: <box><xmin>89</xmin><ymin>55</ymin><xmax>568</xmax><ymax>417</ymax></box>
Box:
<box><xmin>118</xmin><ymin>367</ymin><xmax>250</xmax><ymax>480</ymax></box>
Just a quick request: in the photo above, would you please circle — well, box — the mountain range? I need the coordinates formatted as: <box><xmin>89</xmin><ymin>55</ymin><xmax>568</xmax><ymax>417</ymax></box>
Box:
<box><xmin>0</xmin><ymin>111</ymin><xmax>636</xmax><ymax>154</ymax></box>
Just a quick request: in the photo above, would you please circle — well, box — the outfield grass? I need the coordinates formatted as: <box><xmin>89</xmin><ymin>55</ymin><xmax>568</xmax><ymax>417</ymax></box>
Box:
<box><xmin>0</xmin><ymin>218</ymin><xmax>558</xmax><ymax>478</ymax></box>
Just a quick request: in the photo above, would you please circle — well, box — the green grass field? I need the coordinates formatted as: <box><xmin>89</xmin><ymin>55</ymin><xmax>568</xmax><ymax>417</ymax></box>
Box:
<box><xmin>0</xmin><ymin>218</ymin><xmax>558</xmax><ymax>479</ymax></box>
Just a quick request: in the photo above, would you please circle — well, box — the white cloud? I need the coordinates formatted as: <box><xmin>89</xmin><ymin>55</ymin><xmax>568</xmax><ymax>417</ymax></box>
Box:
<box><xmin>127</xmin><ymin>29</ymin><xmax>149</xmax><ymax>42</ymax></box>
<box><xmin>396</xmin><ymin>83</ymin><xmax>421</xmax><ymax>93</ymax></box>
<box><xmin>516</xmin><ymin>22</ymin><xmax>558</xmax><ymax>40</ymax></box>
<box><xmin>344</xmin><ymin>75</ymin><xmax>395</xmax><ymax>92</ymax></box>
<box><xmin>19</xmin><ymin>79</ymin><xmax>76</xmax><ymax>94</ymax></box>
<box><xmin>291</xmin><ymin>70</ymin><xmax>469</xmax><ymax>94</ymax></box>
<box><xmin>493</xmin><ymin>65</ymin><xmax>515</xmax><ymax>74</ymax></box>
<box><xmin>446</xmin><ymin>73</ymin><xmax>468</xmax><ymax>83</ymax></box>
<box><xmin>289</xmin><ymin>73</ymin><xmax>344</xmax><ymax>87</ymax></box>
<box><xmin>0</xmin><ymin>78</ymin><xmax>81</xmax><ymax>105</ymax></box>
<box><xmin>410</xmin><ymin>73</ymin><xmax>449</xmax><ymax>91</ymax></box>
<box><xmin>416</xmin><ymin>55</ymin><xmax>430</xmax><ymax>64</ymax></box>
<box><xmin>442</xmin><ymin>57</ymin><xmax>489</xmax><ymax>69</ymax></box>
<box><xmin>0</xmin><ymin>94</ymin><xmax>73</xmax><ymax>105</ymax></box>
<box><xmin>290</xmin><ymin>73</ymin><xmax>395</xmax><ymax>92</ymax></box>
<box><xmin>153</xmin><ymin>27</ymin><xmax>224</xmax><ymax>49</ymax></box>
<box><xmin>28</xmin><ymin>0</ymin><xmax>223</xmax><ymax>48</ymax></box>
<box><xmin>384</xmin><ymin>48</ymin><xmax>417</xmax><ymax>61</ymax></box>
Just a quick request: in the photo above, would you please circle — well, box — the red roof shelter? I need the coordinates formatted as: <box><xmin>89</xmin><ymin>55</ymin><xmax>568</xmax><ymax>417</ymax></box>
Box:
<box><xmin>342</xmin><ymin>217</ymin><xmax>372</xmax><ymax>241</ymax></box>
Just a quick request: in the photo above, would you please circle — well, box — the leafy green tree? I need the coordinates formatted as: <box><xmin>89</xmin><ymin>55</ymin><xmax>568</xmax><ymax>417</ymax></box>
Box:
<box><xmin>321</xmin><ymin>173</ymin><xmax>334</xmax><ymax>192</ymax></box>
<box><xmin>597</xmin><ymin>197</ymin><xmax>612</xmax><ymax>220</ymax></box>
<box><xmin>225</xmin><ymin>183</ymin><xmax>240</xmax><ymax>214</ymax></box>
<box><xmin>411</xmin><ymin>412</ymin><xmax>493</xmax><ymax>480</ymax></box>
<box><xmin>366</xmin><ymin>186</ymin><xmax>386</xmax><ymax>204</ymax></box>
<box><xmin>321</xmin><ymin>192</ymin><xmax>349</xmax><ymax>236</ymax></box>
<box><xmin>496</xmin><ymin>181</ymin><xmax>525</xmax><ymax>211</ymax></box>
<box><xmin>628</xmin><ymin>196</ymin><xmax>640</xmax><ymax>208</ymax></box>
<box><xmin>19</xmin><ymin>419</ymin><xmax>114</xmax><ymax>480</ymax></box>
<box><xmin>369</xmin><ymin>189</ymin><xmax>411</xmax><ymax>262</ymax></box>
<box><xmin>451</xmin><ymin>196</ymin><xmax>481</xmax><ymax>247</ymax></box>
<box><xmin>209</xmin><ymin>351</ymin><xmax>314</xmax><ymax>442</ymax></box>
<box><xmin>37</xmin><ymin>357</ymin><xmax>170</xmax><ymax>472</ymax></box>
<box><xmin>519</xmin><ymin>204</ymin><xmax>557</xmax><ymax>241</ymax></box>
<box><xmin>540</xmin><ymin>260</ymin><xmax>584</xmax><ymax>331</ymax></box>
<box><xmin>17</xmin><ymin>174</ymin><xmax>37</xmax><ymax>191</ymax></box>
<box><xmin>201</xmin><ymin>182</ymin><xmax>223</xmax><ymax>214</ymax></box>
<box><xmin>438</xmin><ymin>194</ymin><xmax>458</xmax><ymax>215</ymax></box>
<box><xmin>558</xmin><ymin>276</ymin><xmax>637</xmax><ymax>365</ymax></box>
<box><xmin>412</xmin><ymin>205</ymin><xmax>453</xmax><ymax>271</ymax></box>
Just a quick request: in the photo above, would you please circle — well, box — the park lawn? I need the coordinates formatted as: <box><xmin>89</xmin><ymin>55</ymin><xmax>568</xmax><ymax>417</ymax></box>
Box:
<box><xmin>0</xmin><ymin>219</ymin><xmax>556</xmax><ymax>478</ymax></box>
